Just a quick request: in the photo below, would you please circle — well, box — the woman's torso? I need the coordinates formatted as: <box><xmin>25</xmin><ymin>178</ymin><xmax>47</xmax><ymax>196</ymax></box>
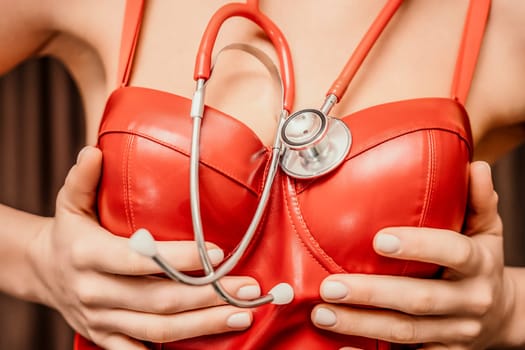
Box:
<box><xmin>41</xmin><ymin>0</ymin><xmax>525</xmax><ymax>162</ymax></box>
<box><xmin>38</xmin><ymin>1</ymin><xmax>524</xmax><ymax>349</ymax></box>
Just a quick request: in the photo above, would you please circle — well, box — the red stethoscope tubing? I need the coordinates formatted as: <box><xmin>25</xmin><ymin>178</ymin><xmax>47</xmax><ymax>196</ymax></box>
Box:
<box><xmin>193</xmin><ymin>0</ymin><xmax>403</xmax><ymax>113</ymax></box>
<box><xmin>327</xmin><ymin>0</ymin><xmax>403</xmax><ymax>99</ymax></box>
<box><xmin>193</xmin><ymin>0</ymin><xmax>295</xmax><ymax>112</ymax></box>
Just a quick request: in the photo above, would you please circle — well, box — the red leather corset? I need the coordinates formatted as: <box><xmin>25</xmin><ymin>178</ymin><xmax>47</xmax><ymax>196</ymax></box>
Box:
<box><xmin>74</xmin><ymin>1</ymin><xmax>491</xmax><ymax>348</ymax></box>
<box><xmin>87</xmin><ymin>86</ymin><xmax>472</xmax><ymax>350</ymax></box>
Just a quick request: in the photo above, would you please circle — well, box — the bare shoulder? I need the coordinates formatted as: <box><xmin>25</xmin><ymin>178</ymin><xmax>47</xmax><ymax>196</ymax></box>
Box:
<box><xmin>492</xmin><ymin>0</ymin><xmax>525</xmax><ymax>26</ymax></box>
<box><xmin>0</xmin><ymin>0</ymin><xmax>126</xmax><ymax>88</ymax></box>
<box><xmin>0</xmin><ymin>0</ymin><xmax>128</xmax><ymax>143</ymax></box>
<box><xmin>0</xmin><ymin>0</ymin><xmax>59</xmax><ymax>74</ymax></box>
<box><xmin>468</xmin><ymin>0</ymin><xmax>525</xmax><ymax>160</ymax></box>
<box><xmin>488</xmin><ymin>0</ymin><xmax>525</xmax><ymax>55</ymax></box>
<box><xmin>39</xmin><ymin>0</ymin><xmax>126</xmax><ymax>88</ymax></box>
<box><xmin>472</xmin><ymin>0</ymin><xmax>525</xmax><ymax>115</ymax></box>
<box><xmin>484</xmin><ymin>0</ymin><xmax>525</xmax><ymax>99</ymax></box>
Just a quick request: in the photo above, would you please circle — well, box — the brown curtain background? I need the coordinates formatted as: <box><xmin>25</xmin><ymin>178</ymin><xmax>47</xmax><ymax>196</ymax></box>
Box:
<box><xmin>0</xmin><ymin>58</ymin><xmax>524</xmax><ymax>350</ymax></box>
<box><xmin>0</xmin><ymin>58</ymin><xmax>84</xmax><ymax>350</ymax></box>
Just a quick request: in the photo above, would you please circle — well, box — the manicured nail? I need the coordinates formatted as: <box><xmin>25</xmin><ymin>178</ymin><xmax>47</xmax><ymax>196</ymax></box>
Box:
<box><xmin>479</xmin><ymin>161</ymin><xmax>492</xmax><ymax>176</ymax></box>
<box><xmin>237</xmin><ymin>285</ymin><xmax>261</xmax><ymax>300</ymax></box>
<box><xmin>226</xmin><ymin>312</ymin><xmax>252</xmax><ymax>329</ymax></box>
<box><xmin>314</xmin><ymin>307</ymin><xmax>337</xmax><ymax>326</ymax></box>
<box><xmin>207</xmin><ymin>249</ymin><xmax>224</xmax><ymax>265</ymax></box>
<box><xmin>76</xmin><ymin>146</ymin><xmax>90</xmax><ymax>164</ymax></box>
<box><xmin>374</xmin><ymin>233</ymin><xmax>401</xmax><ymax>254</ymax></box>
<box><xmin>321</xmin><ymin>281</ymin><xmax>348</xmax><ymax>300</ymax></box>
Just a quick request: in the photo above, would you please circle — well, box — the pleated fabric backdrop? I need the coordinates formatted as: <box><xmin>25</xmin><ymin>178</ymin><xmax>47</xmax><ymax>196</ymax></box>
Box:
<box><xmin>0</xmin><ymin>58</ymin><xmax>83</xmax><ymax>350</ymax></box>
<box><xmin>0</xmin><ymin>58</ymin><xmax>524</xmax><ymax>350</ymax></box>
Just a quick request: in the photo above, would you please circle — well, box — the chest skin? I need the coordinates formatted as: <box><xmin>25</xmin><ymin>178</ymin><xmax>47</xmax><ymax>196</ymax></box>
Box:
<box><xmin>43</xmin><ymin>0</ymin><xmax>525</xmax><ymax>162</ymax></box>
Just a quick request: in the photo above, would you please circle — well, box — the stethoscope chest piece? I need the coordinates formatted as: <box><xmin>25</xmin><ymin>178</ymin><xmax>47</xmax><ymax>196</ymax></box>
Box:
<box><xmin>280</xmin><ymin>109</ymin><xmax>352</xmax><ymax>179</ymax></box>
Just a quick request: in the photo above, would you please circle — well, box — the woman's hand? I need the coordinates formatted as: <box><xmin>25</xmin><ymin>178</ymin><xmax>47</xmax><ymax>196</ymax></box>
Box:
<box><xmin>28</xmin><ymin>146</ymin><xmax>260</xmax><ymax>350</ymax></box>
<box><xmin>312</xmin><ymin>161</ymin><xmax>516</xmax><ymax>349</ymax></box>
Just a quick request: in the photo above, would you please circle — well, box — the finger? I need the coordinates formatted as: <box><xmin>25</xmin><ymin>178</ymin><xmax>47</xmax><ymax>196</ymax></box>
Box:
<box><xmin>419</xmin><ymin>344</ymin><xmax>449</xmax><ymax>350</ymax></box>
<box><xmin>311</xmin><ymin>305</ymin><xmax>481</xmax><ymax>345</ymax></box>
<box><xmin>57</xmin><ymin>146</ymin><xmax>102</xmax><ymax>218</ymax></box>
<box><xmin>467</xmin><ymin>161</ymin><xmax>495</xmax><ymax>215</ymax></box>
<box><xmin>77</xmin><ymin>274</ymin><xmax>261</xmax><ymax>313</ymax></box>
<box><xmin>319</xmin><ymin>274</ymin><xmax>490</xmax><ymax>317</ymax></box>
<box><xmin>72</xmin><ymin>232</ymin><xmax>225</xmax><ymax>275</ymax></box>
<box><xmin>464</xmin><ymin>161</ymin><xmax>502</xmax><ymax>236</ymax></box>
<box><xmin>89</xmin><ymin>306</ymin><xmax>253</xmax><ymax>343</ymax></box>
<box><xmin>373</xmin><ymin>227</ymin><xmax>481</xmax><ymax>276</ymax></box>
<box><xmin>95</xmin><ymin>333</ymin><xmax>148</xmax><ymax>350</ymax></box>
<box><xmin>420</xmin><ymin>343</ymin><xmax>468</xmax><ymax>350</ymax></box>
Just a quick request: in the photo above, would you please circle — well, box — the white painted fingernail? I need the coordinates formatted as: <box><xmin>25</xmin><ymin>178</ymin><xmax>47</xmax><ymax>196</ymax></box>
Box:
<box><xmin>321</xmin><ymin>281</ymin><xmax>348</xmax><ymax>300</ymax></box>
<box><xmin>479</xmin><ymin>161</ymin><xmax>492</xmax><ymax>176</ymax></box>
<box><xmin>207</xmin><ymin>249</ymin><xmax>224</xmax><ymax>265</ymax></box>
<box><xmin>226</xmin><ymin>312</ymin><xmax>252</xmax><ymax>329</ymax></box>
<box><xmin>374</xmin><ymin>233</ymin><xmax>401</xmax><ymax>253</ymax></box>
<box><xmin>237</xmin><ymin>285</ymin><xmax>261</xmax><ymax>300</ymax></box>
<box><xmin>314</xmin><ymin>307</ymin><xmax>337</xmax><ymax>326</ymax></box>
<box><xmin>76</xmin><ymin>146</ymin><xmax>90</xmax><ymax>164</ymax></box>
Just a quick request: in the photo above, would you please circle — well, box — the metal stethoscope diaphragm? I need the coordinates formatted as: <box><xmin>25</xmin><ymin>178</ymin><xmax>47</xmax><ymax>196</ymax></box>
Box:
<box><xmin>280</xmin><ymin>105</ymin><xmax>352</xmax><ymax>179</ymax></box>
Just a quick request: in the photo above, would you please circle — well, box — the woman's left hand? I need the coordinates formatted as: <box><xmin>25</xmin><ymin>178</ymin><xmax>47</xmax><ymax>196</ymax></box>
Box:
<box><xmin>311</xmin><ymin>161</ymin><xmax>516</xmax><ymax>349</ymax></box>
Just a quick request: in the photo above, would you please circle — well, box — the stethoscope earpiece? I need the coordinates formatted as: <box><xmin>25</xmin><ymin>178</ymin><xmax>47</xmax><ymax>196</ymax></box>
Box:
<box><xmin>129</xmin><ymin>228</ymin><xmax>158</xmax><ymax>258</ymax></box>
<box><xmin>130</xmin><ymin>229</ymin><xmax>295</xmax><ymax>306</ymax></box>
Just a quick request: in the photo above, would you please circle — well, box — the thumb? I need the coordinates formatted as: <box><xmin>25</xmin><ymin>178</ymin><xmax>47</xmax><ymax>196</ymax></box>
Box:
<box><xmin>57</xmin><ymin>146</ymin><xmax>103</xmax><ymax>217</ymax></box>
<box><xmin>464</xmin><ymin>161</ymin><xmax>502</xmax><ymax>236</ymax></box>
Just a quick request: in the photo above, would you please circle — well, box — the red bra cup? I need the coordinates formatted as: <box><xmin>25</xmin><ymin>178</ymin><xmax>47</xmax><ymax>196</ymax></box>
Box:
<box><xmin>72</xmin><ymin>0</ymin><xmax>491</xmax><ymax>347</ymax></box>
<box><xmin>74</xmin><ymin>85</ymin><xmax>473</xmax><ymax>350</ymax></box>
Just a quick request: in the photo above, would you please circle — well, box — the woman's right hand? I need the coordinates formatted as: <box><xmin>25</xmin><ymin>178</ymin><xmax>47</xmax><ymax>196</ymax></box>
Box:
<box><xmin>28</xmin><ymin>146</ymin><xmax>261</xmax><ymax>349</ymax></box>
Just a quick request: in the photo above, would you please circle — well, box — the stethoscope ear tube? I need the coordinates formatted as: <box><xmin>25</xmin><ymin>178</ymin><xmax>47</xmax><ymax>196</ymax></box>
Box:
<box><xmin>130</xmin><ymin>43</ymin><xmax>294</xmax><ymax>308</ymax></box>
<box><xmin>129</xmin><ymin>229</ymin><xmax>294</xmax><ymax>307</ymax></box>
<box><xmin>188</xmin><ymin>108</ymin><xmax>292</xmax><ymax>307</ymax></box>
<box><xmin>128</xmin><ymin>40</ymin><xmax>352</xmax><ymax>308</ymax></box>
<box><xmin>193</xmin><ymin>2</ymin><xmax>295</xmax><ymax>112</ymax></box>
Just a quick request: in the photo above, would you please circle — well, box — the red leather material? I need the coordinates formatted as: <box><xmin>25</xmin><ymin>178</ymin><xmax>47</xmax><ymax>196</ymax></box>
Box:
<box><xmin>75</xmin><ymin>86</ymin><xmax>472</xmax><ymax>350</ymax></box>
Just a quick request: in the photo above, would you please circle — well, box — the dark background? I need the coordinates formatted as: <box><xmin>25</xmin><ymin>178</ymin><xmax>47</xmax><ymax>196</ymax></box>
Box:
<box><xmin>0</xmin><ymin>58</ymin><xmax>524</xmax><ymax>350</ymax></box>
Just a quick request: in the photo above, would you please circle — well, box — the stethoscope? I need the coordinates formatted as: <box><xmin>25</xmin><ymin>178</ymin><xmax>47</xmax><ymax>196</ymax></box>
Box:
<box><xmin>130</xmin><ymin>0</ymin><xmax>402</xmax><ymax>308</ymax></box>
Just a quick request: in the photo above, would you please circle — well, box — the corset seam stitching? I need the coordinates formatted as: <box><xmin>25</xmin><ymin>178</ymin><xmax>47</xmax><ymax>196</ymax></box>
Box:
<box><xmin>418</xmin><ymin>130</ymin><xmax>437</xmax><ymax>228</ymax></box>
<box><xmin>122</xmin><ymin>134</ymin><xmax>135</xmax><ymax>235</ymax></box>
<box><xmin>128</xmin><ymin>134</ymin><xmax>137</xmax><ymax>232</ymax></box>
<box><xmin>283</xmin><ymin>177</ymin><xmax>344</xmax><ymax>274</ymax></box>
<box><xmin>100</xmin><ymin>129</ymin><xmax>263</xmax><ymax>196</ymax></box>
